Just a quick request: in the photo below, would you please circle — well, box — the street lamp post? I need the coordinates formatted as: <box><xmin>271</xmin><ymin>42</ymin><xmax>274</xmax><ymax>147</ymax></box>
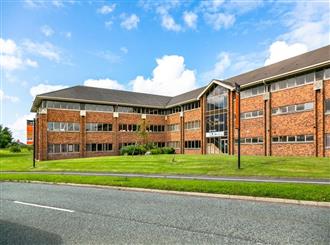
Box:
<box><xmin>235</xmin><ymin>83</ymin><xmax>241</xmax><ymax>169</ymax></box>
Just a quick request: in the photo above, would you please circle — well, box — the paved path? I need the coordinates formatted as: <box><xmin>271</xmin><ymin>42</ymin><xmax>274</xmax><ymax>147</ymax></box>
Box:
<box><xmin>1</xmin><ymin>182</ymin><xmax>329</xmax><ymax>244</ymax></box>
<box><xmin>2</xmin><ymin>171</ymin><xmax>330</xmax><ymax>184</ymax></box>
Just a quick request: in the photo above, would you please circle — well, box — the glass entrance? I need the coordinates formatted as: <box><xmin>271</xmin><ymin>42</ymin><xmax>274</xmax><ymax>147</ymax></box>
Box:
<box><xmin>207</xmin><ymin>137</ymin><xmax>228</xmax><ymax>154</ymax></box>
<box><xmin>205</xmin><ymin>84</ymin><xmax>229</xmax><ymax>154</ymax></box>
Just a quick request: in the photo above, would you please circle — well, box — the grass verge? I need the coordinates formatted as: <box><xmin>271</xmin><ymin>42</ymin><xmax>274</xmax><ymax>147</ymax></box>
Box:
<box><xmin>1</xmin><ymin>174</ymin><xmax>329</xmax><ymax>202</ymax></box>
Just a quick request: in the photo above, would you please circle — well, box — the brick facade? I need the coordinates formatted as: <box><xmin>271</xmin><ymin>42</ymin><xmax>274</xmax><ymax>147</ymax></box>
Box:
<box><xmin>34</xmin><ymin>73</ymin><xmax>330</xmax><ymax>160</ymax></box>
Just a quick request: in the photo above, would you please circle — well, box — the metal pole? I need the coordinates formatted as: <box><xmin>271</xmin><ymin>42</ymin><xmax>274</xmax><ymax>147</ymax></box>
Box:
<box><xmin>33</xmin><ymin>118</ymin><xmax>36</xmax><ymax>168</ymax></box>
<box><xmin>235</xmin><ymin>83</ymin><xmax>241</xmax><ymax>169</ymax></box>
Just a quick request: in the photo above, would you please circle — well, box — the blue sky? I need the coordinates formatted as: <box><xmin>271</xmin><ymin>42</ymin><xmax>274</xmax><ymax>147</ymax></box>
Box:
<box><xmin>1</xmin><ymin>0</ymin><xmax>329</xmax><ymax>142</ymax></box>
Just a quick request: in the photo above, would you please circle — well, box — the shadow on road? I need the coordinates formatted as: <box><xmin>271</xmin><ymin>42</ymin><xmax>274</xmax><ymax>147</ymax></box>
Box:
<box><xmin>0</xmin><ymin>220</ymin><xmax>63</xmax><ymax>245</ymax></box>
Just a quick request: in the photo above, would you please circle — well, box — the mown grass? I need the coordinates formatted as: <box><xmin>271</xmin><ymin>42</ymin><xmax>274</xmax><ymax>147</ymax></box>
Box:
<box><xmin>1</xmin><ymin>149</ymin><xmax>329</xmax><ymax>179</ymax></box>
<box><xmin>1</xmin><ymin>174</ymin><xmax>329</xmax><ymax>202</ymax></box>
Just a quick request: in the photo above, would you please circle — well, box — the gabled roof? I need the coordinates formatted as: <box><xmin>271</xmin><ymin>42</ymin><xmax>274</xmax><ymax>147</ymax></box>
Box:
<box><xmin>31</xmin><ymin>45</ymin><xmax>330</xmax><ymax>112</ymax></box>
<box><xmin>225</xmin><ymin>45</ymin><xmax>330</xmax><ymax>87</ymax></box>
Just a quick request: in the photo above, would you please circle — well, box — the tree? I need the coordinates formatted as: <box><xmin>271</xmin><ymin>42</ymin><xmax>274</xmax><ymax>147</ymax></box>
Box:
<box><xmin>0</xmin><ymin>125</ymin><xmax>13</xmax><ymax>148</ymax></box>
<box><xmin>137</xmin><ymin>119</ymin><xmax>149</xmax><ymax>145</ymax></box>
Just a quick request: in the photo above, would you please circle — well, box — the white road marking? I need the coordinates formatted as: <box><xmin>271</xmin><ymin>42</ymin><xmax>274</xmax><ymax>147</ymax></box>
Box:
<box><xmin>14</xmin><ymin>201</ymin><xmax>74</xmax><ymax>213</ymax></box>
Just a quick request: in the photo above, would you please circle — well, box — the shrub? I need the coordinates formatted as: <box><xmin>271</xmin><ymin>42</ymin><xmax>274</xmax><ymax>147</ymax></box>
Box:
<box><xmin>161</xmin><ymin>147</ymin><xmax>175</xmax><ymax>154</ymax></box>
<box><xmin>9</xmin><ymin>144</ymin><xmax>21</xmax><ymax>153</ymax></box>
<box><xmin>150</xmin><ymin>148</ymin><xmax>162</xmax><ymax>155</ymax></box>
<box><xmin>120</xmin><ymin>145</ymin><xmax>147</xmax><ymax>155</ymax></box>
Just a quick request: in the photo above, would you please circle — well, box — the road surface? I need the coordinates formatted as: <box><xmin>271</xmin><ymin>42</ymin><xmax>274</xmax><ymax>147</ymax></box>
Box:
<box><xmin>1</xmin><ymin>182</ymin><xmax>329</xmax><ymax>244</ymax></box>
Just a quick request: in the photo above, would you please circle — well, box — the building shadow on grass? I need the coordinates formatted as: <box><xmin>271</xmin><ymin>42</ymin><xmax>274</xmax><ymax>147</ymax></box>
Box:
<box><xmin>0</xmin><ymin>220</ymin><xmax>63</xmax><ymax>245</ymax></box>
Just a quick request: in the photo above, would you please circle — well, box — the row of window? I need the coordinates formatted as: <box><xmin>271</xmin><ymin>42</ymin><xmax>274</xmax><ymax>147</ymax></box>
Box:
<box><xmin>184</xmin><ymin>140</ymin><xmax>201</xmax><ymax>149</ymax></box>
<box><xmin>182</xmin><ymin>101</ymin><xmax>200</xmax><ymax>111</ymax></box>
<box><xmin>272</xmin><ymin>102</ymin><xmax>313</xmax><ymax>115</ymax></box>
<box><xmin>241</xmin><ymin>110</ymin><xmax>263</xmax><ymax>120</ymax></box>
<box><xmin>119</xmin><ymin>124</ymin><xmax>139</xmax><ymax>132</ymax></box>
<box><xmin>47</xmin><ymin>122</ymin><xmax>80</xmax><ymax>132</ymax></box>
<box><xmin>184</xmin><ymin>120</ymin><xmax>200</xmax><ymax>130</ymax></box>
<box><xmin>271</xmin><ymin>69</ymin><xmax>330</xmax><ymax>92</ymax></box>
<box><xmin>86</xmin><ymin>143</ymin><xmax>113</xmax><ymax>152</ymax></box>
<box><xmin>272</xmin><ymin>135</ymin><xmax>314</xmax><ymax>143</ymax></box>
<box><xmin>146</xmin><ymin>125</ymin><xmax>165</xmax><ymax>132</ymax></box>
<box><xmin>48</xmin><ymin>144</ymin><xmax>80</xmax><ymax>153</ymax></box>
<box><xmin>240</xmin><ymin>68</ymin><xmax>330</xmax><ymax>99</ymax></box>
<box><xmin>235</xmin><ymin>137</ymin><xmax>264</xmax><ymax>144</ymax></box>
<box><xmin>86</xmin><ymin>123</ymin><xmax>113</xmax><ymax>132</ymax></box>
<box><xmin>167</xmin><ymin>106</ymin><xmax>181</xmax><ymax>114</ymax></box>
<box><xmin>167</xmin><ymin>124</ymin><xmax>180</xmax><ymax>132</ymax></box>
<box><xmin>167</xmin><ymin>141</ymin><xmax>180</xmax><ymax>149</ymax></box>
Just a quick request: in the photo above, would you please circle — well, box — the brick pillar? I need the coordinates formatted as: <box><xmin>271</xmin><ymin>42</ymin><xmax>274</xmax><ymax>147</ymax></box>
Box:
<box><xmin>315</xmin><ymin>82</ymin><xmax>325</xmax><ymax>157</ymax></box>
<box><xmin>38</xmin><ymin>111</ymin><xmax>48</xmax><ymax>161</ymax></box>
<box><xmin>80</xmin><ymin>112</ymin><xmax>86</xmax><ymax>158</ymax></box>
<box><xmin>180</xmin><ymin>110</ymin><xmax>184</xmax><ymax>154</ymax></box>
<box><xmin>113</xmin><ymin>110</ymin><xmax>119</xmax><ymax>155</ymax></box>
<box><xmin>201</xmin><ymin>97</ymin><xmax>206</xmax><ymax>154</ymax></box>
<box><xmin>35</xmin><ymin>116</ymin><xmax>39</xmax><ymax>160</ymax></box>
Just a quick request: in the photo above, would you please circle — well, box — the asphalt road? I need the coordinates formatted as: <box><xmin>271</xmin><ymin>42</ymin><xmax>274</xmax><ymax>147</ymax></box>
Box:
<box><xmin>1</xmin><ymin>182</ymin><xmax>329</xmax><ymax>245</ymax></box>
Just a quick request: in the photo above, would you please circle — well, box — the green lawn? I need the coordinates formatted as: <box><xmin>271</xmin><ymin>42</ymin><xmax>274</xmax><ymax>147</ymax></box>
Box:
<box><xmin>1</xmin><ymin>149</ymin><xmax>329</xmax><ymax>179</ymax></box>
<box><xmin>1</xmin><ymin>174</ymin><xmax>330</xmax><ymax>202</ymax></box>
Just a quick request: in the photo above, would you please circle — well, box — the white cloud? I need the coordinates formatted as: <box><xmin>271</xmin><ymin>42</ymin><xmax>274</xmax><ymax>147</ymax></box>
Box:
<box><xmin>30</xmin><ymin>83</ymin><xmax>68</xmax><ymax>98</ymax></box>
<box><xmin>264</xmin><ymin>41</ymin><xmax>307</xmax><ymax>66</ymax></box>
<box><xmin>41</xmin><ymin>25</ymin><xmax>54</xmax><ymax>37</ymax></box>
<box><xmin>183</xmin><ymin>11</ymin><xmax>198</xmax><ymax>29</ymax></box>
<box><xmin>22</xmin><ymin>39</ymin><xmax>61</xmax><ymax>62</ymax></box>
<box><xmin>105</xmin><ymin>20</ymin><xmax>113</xmax><ymax>29</ymax></box>
<box><xmin>97</xmin><ymin>4</ymin><xmax>116</xmax><ymax>14</ymax></box>
<box><xmin>161</xmin><ymin>14</ymin><xmax>181</xmax><ymax>32</ymax></box>
<box><xmin>200</xmin><ymin>0</ymin><xmax>225</xmax><ymax>13</ymax></box>
<box><xmin>0</xmin><ymin>38</ymin><xmax>38</xmax><ymax>71</ymax></box>
<box><xmin>120</xmin><ymin>14</ymin><xmax>140</xmax><ymax>30</ymax></box>
<box><xmin>204</xmin><ymin>13</ymin><xmax>235</xmax><ymax>30</ymax></box>
<box><xmin>0</xmin><ymin>38</ymin><xmax>17</xmax><ymax>54</ymax></box>
<box><xmin>63</xmin><ymin>32</ymin><xmax>72</xmax><ymax>39</ymax></box>
<box><xmin>52</xmin><ymin>0</ymin><xmax>64</xmax><ymax>8</ymax></box>
<box><xmin>131</xmin><ymin>55</ymin><xmax>197</xmax><ymax>96</ymax></box>
<box><xmin>93</xmin><ymin>50</ymin><xmax>121</xmax><ymax>64</ymax></box>
<box><xmin>84</xmin><ymin>78</ymin><xmax>125</xmax><ymax>90</ymax></box>
<box><xmin>202</xmin><ymin>52</ymin><xmax>230</xmax><ymax>81</ymax></box>
<box><xmin>0</xmin><ymin>89</ymin><xmax>19</xmax><ymax>103</ymax></box>
<box><xmin>120</xmin><ymin>47</ymin><xmax>128</xmax><ymax>54</ymax></box>
<box><xmin>25</xmin><ymin>58</ymin><xmax>38</xmax><ymax>68</ymax></box>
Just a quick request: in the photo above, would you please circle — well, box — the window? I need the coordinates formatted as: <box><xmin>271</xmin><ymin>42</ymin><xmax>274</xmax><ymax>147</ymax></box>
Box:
<box><xmin>324</xmin><ymin>68</ymin><xmax>330</xmax><ymax>79</ymax></box>
<box><xmin>118</xmin><ymin>142</ymin><xmax>135</xmax><ymax>149</ymax></box>
<box><xmin>241</xmin><ymin>85</ymin><xmax>265</xmax><ymax>99</ymax></box>
<box><xmin>86</xmin><ymin>123</ymin><xmax>112</xmax><ymax>132</ymax></box>
<box><xmin>119</xmin><ymin>124</ymin><xmax>138</xmax><ymax>132</ymax></box>
<box><xmin>47</xmin><ymin>122</ymin><xmax>80</xmax><ymax>132</ymax></box>
<box><xmin>270</xmin><ymin>71</ymin><xmax>315</xmax><ymax>92</ymax></box>
<box><xmin>184</xmin><ymin>140</ymin><xmax>201</xmax><ymax>149</ymax></box>
<box><xmin>48</xmin><ymin>144</ymin><xmax>79</xmax><ymax>153</ymax></box>
<box><xmin>325</xmin><ymin>99</ymin><xmax>330</xmax><ymax>114</ymax></box>
<box><xmin>146</xmin><ymin>125</ymin><xmax>165</xmax><ymax>132</ymax></box>
<box><xmin>167</xmin><ymin>124</ymin><xmax>180</xmax><ymax>131</ymax></box>
<box><xmin>46</xmin><ymin>100</ymin><xmax>80</xmax><ymax>110</ymax></box>
<box><xmin>241</xmin><ymin>110</ymin><xmax>263</xmax><ymax>119</ymax></box>
<box><xmin>272</xmin><ymin>102</ymin><xmax>314</xmax><ymax>115</ymax></box>
<box><xmin>325</xmin><ymin>134</ymin><xmax>330</xmax><ymax>148</ymax></box>
<box><xmin>85</xmin><ymin>104</ymin><xmax>114</xmax><ymax>112</ymax></box>
<box><xmin>167</xmin><ymin>141</ymin><xmax>180</xmax><ymax>149</ymax></box>
<box><xmin>184</xmin><ymin>120</ymin><xmax>200</xmax><ymax>130</ymax></box>
<box><xmin>86</xmin><ymin>143</ymin><xmax>113</xmax><ymax>152</ymax></box>
<box><xmin>235</xmin><ymin>137</ymin><xmax>263</xmax><ymax>144</ymax></box>
<box><xmin>183</xmin><ymin>101</ymin><xmax>200</xmax><ymax>111</ymax></box>
<box><xmin>272</xmin><ymin>135</ymin><xmax>314</xmax><ymax>143</ymax></box>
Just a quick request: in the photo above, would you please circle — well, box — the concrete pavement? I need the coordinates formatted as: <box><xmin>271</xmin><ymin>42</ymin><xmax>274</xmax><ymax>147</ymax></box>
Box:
<box><xmin>1</xmin><ymin>182</ymin><xmax>329</xmax><ymax>244</ymax></box>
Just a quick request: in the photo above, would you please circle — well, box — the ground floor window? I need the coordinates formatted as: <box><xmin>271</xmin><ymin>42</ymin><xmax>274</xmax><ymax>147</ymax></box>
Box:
<box><xmin>167</xmin><ymin>141</ymin><xmax>180</xmax><ymax>149</ymax></box>
<box><xmin>325</xmin><ymin>134</ymin><xmax>330</xmax><ymax>148</ymax></box>
<box><xmin>235</xmin><ymin>137</ymin><xmax>263</xmax><ymax>144</ymax></box>
<box><xmin>48</xmin><ymin>144</ymin><xmax>80</xmax><ymax>153</ymax></box>
<box><xmin>184</xmin><ymin>140</ymin><xmax>201</xmax><ymax>149</ymax></box>
<box><xmin>118</xmin><ymin>142</ymin><xmax>135</xmax><ymax>149</ymax></box>
<box><xmin>86</xmin><ymin>143</ymin><xmax>113</xmax><ymax>152</ymax></box>
<box><xmin>272</xmin><ymin>135</ymin><xmax>314</xmax><ymax>143</ymax></box>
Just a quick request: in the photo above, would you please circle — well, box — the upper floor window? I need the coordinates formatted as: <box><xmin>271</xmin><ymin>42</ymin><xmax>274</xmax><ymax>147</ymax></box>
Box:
<box><xmin>146</xmin><ymin>125</ymin><xmax>165</xmax><ymax>132</ymax></box>
<box><xmin>183</xmin><ymin>101</ymin><xmax>200</xmax><ymax>111</ymax></box>
<box><xmin>85</xmin><ymin>104</ymin><xmax>113</xmax><ymax>112</ymax></box>
<box><xmin>118</xmin><ymin>106</ymin><xmax>134</xmax><ymax>113</ymax></box>
<box><xmin>45</xmin><ymin>100</ymin><xmax>80</xmax><ymax>110</ymax></box>
<box><xmin>270</xmin><ymin>72</ymin><xmax>315</xmax><ymax>92</ymax></box>
<box><xmin>325</xmin><ymin>99</ymin><xmax>330</xmax><ymax>114</ymax></box>
<box><xmin>184</xmin><ymin>120</ymin><xmax>200</xmax><ymax>130</ymax></box>
<box><xmin>206</xmin><ymin>85</ymin><xmax>228</xmax><ymax>111</ymax></box>
<box><xmin>167</xmin><ymin>106</ymin><xmax>181</xmax><ymax>115</ymax></box>
<box><xmin>240</xmin><ymin>85</ymin><xmax>265</xmax><ymax>99</ymax></box>
<box><xmin>324</xmin><ymin>68</ymin><xmax>330</xmax><ymax>79</ymax></box>
<box><xmin>47</xmin><ymin>122</ymin><xmax>80</xmax><ymax>132</ymax></box>
<box><xmin>235</xmin><ymin>137</ymin><xmax>263</xmax><ymax>144</ymax></box>
<box><xmin>167</xmin><ymin>124</ymin><xmax>180</xmax><ymax>132</ymax></box>
<box><xmin>241</xmin><ymin>110</ymin><xmax>263</xmax><ymax>119</ymax></box>
<box><xmin>119</xmin><ymin>124</ymin><xmax>139</xmax><ymax>132</ymax></box>
<box><xmin>272</xmin><ymin>102</ymin><xmax>314</xmax><ymax>115</ymax></box>
<box><xmin>86</xmin><ymin>123</ymin><xmax>112</xmax><ymax>132</ymax></box>
<box><xmin>272</xmin><ymin>135</ymin><xmax>314</xmax><ymax>143</ymax></box>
